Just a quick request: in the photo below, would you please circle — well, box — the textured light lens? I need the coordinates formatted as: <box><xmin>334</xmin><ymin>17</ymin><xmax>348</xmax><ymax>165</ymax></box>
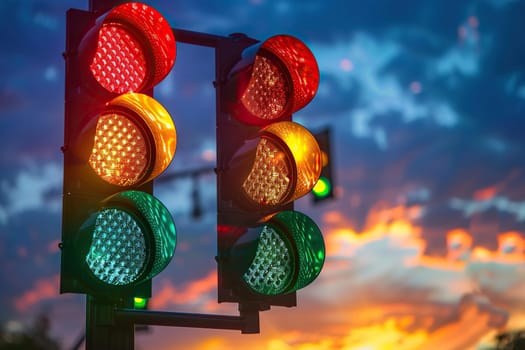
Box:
<box><xmin>83</xmin><ymin>190</ymin><xmax>176</xmax><ymax>287</ymax></box>
<box><xmin>241</xmin><ymin>55</ymin><xmax>290</xmax><ymax>122</ymax></box>
<box><xmin>280</xmin><ymin>211</ymin><xmax>325</xmax><ymax>290</ymax></box>
<box><xmin>88</xmin><ymin>93</ymin><xmax>177</xmax><ymax>187</ymax></box>
<box><xmin>243</xmin><ymin>225</ymin><xmax>293</xmax><ymax>295</ymax></box>
<box><xmin>264</xmin><ymin>121</ymin><xmax>322</xmax><ymax>202</ymax></box>
<box><xmin>91</xmin><ymin>25</ymin><xmax>146</xmax><ymax>94</ymax></box>
<box><xmin>261</xmin><ymin>35</ymin><xmax>319</xmax><ymax>113</ymax></box>
<box><xmin>119</xmin><ymin>191</ymin><xmax>176</xmax><ymax>279</ymax></box>
<box><xmin>89</xmin><ymin>2</ymin><xmax>176</xmax><ymax>93</ymax></box>
<box><xmin>86</xmin><ymin>208</ymin><xmax>147</xmax><ymax>286</ymax></box>
<box><xmin>89</xmin><ymin>113</ymin><xmax>148</xmax><ymax>186</ymax></box>
<box><xmin>242</xmin><ymin>137</ymin><xmax>291</xmax><ymax>205</ymax></box>
<box><xmin>240</xmin><ymin>211</ymin><xmax>325</xmax><ymax>296</ymax></box>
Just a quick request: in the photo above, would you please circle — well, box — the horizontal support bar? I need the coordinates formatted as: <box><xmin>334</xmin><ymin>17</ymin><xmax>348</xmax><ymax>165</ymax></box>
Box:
<box><xmin>157</xmin><ymin>166</ymin><xmax>215</xmax><ymax>183</ymax></box>
<box><xmin>114</xmin><ymin>309</ymin><xmax>259</xmax><ymax>333</ymax></box>
<box><xmin>172</xmin><ymin>28</ymin><xmax>229</xmax><ymax>48</ymax></box>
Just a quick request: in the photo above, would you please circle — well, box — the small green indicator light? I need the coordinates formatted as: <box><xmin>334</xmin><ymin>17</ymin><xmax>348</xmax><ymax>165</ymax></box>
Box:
<box><xmin>312</xmin><ymin>176</ymin><xmax>331</xmax><ymax>197</ymax></box>
<box><xmin>134</xmin><ymin>297</ymin><xmax>147</xmax><ymax>309</ymax></box>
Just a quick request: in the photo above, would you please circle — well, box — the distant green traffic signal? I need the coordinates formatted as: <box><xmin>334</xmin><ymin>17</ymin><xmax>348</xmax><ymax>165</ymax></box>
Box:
<box><xmin>312</xmin><ymin>176</ymin><xmax>332</xmax><ymax>199</ymax></box>
<box><xmin>312</xmin><ymin>128</ymin><xmax>335</xmax><ymax>204</ymax></box>
<box><xmin>134</xmin><ymin>297</ymin><xmax>147</xmax><ymax>309</ymax></box>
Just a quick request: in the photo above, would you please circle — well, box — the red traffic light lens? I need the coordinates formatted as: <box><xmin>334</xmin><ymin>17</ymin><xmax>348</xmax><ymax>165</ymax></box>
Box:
<box><xmin>261</xmin><ymin>35</ymin><xmax>319</xmax><ymax>114</ymax></box>
<box><xmin>229</xmin><ymin>35</ymin><xmax>319</xmax><ymax>126</ymax></box>
<box><xmin>89</xmin><ymin>2</ymin><xmax>176</xmax><ymax>94</ymax></box>
<box><xmin>240</xmin><ymin>54</ymin><xmax>291</xmax><ymax>123</ymax></box>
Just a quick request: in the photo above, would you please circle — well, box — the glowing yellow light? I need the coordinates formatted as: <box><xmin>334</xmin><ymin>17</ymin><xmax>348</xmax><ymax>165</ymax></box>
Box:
<box><xmin>89</xmin><ymin>113</ymin><xmax>148</xmax><ymax>186</ymax></box>
<box><xmin>89</xmin><ymin>93</ymin><xmax>176</xmax><ymax>186</ymax></box>
<box><xmin>265</xmin><ymin>121</ymin><xmax>322</xmax><ymax>202</ymax></box>
<box><xmin>242</xmin><ymin>138</ymin><xmax>291</xmax><ymax>205</ymax></box>
<box><xmin>242</xmin><ymin>121</ymin><xmax>322</xmax><ymax>206</ymax></box>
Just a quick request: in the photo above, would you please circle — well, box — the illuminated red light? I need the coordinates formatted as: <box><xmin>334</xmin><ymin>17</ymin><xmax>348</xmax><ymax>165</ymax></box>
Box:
<box><xmin>229</xmin><ymin>35</ymin><xmax>319</xmax><ymax>126</ymax></box>
<box><xmin>87</xmin><ymin>2</ymin><xmax>176</xmax><ymax>94</ymax></box>
<box><xmin>261</xmin><ymin>35</ymin><xmax>319</xmax><ymax>114</ymax></box>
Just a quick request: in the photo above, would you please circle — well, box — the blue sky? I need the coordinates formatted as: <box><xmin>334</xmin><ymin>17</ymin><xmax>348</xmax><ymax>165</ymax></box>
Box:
<box><xmin>1</xmin><ymin>0</ymin><xmax>525</xmax><ymax>349</ymax></box>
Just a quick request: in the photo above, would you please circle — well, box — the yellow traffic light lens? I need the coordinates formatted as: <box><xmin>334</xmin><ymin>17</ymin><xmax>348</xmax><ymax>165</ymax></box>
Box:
<box><xmin>241</xmin><ymin>55</ymin><xmax>290</xmax><ymax>122</ymax></box>
<box><xmin>242</xmin><ymin>138</ymin><xmax>291</xmax><ymax>205</ymax></box>
<box><xmin>89</xmin><ymin>113</ymin><xmax>149</xmax><ymax>186</ymax></box>
<box><xmin>89</xmin><ymin>2</ymin><xmax>176</xmax><ymax>93</ymax></box>
<box><xmin>86</xmin><ymin>208</ymin><xmax>147</xmax><ymax>285</ymax></box>
<box><xmin>264</xmin><ymin>121</ymin><xmax>322</xmax><ymax>202</ymax></box>
<box><xmin>240</xmin><ymin>121</ymin><xmax>321</xmax><ymax>207</ymax></box>
<box><xmin>88</xmin><ymin>93</ymin><xmax>177</xmax><ymax>187</ymax></box>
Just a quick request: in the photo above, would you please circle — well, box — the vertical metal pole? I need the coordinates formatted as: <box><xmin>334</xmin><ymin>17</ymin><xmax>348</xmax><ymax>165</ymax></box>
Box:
<box><xmin>86</xmin><ymin>296</ymin><xmax>135</xmax><ymax>350</ymax></box>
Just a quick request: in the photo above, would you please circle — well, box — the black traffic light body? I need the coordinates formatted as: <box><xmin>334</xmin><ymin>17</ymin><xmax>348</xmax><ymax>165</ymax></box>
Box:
<box><xmin>215</xmin><ymin>35</ymin><xmax>325</xmax><ymax>309</ymax></box>
<box><xmin>61</xmin><ymin>3</ymin><xmax>177</xmax><ymax>300</ymax></box>
<box><xmin>62</xmin><ymin>8</ymin><xmax>151</xmax><ymax>298</ymax></box>
<box><xmin>215</xmin><ymin>34</ymin><xmax>296</xmax><ymax>308</ymax></box>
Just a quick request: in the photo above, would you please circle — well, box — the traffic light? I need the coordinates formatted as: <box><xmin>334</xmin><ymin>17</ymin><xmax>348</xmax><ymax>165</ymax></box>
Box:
<box><xmin>134</xmin><ymin>297</ymin><xmax>148</xmax><ymax>310</ymax></box>
<box><xmin>61</xmin><ymin>2</ymin><xmax>178</xmax><ymax>299</ymax></box>
<box><xmin>311</xmin><ymin>128</ymin><xmax>335</xmax><ymax>203</ymax></box>
<box><xmin>216</xmin><ymin>34</ymin><xmax>325</xmax><ymax>308</ymax></box>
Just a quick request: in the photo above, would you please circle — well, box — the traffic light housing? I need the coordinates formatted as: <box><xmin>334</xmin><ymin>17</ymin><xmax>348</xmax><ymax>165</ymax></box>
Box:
<box><xmin>312</xmin><ymin>128</ymin><xmax>335</xmax><ymax>203</ymax></box>
<box><xmin>61</xmin><ymin>2</ymin><xmax>178</xmax><ymax>299</ymax></box>
<box><xmin>216</xmin><ymin>34</ymin><xmax>325</xmax><ymax>308</ymax></box>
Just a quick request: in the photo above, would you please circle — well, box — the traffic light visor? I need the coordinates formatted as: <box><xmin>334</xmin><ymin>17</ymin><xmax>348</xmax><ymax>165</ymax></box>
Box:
<box><xmin>87</xmin><ymin>2</ymin><xmax>176</xmax><ymax>94</ymax></box>
<box><xmin>88</xmin><ymin>92</ymin><xmax>177</xmax><ymax>187</ymax></box>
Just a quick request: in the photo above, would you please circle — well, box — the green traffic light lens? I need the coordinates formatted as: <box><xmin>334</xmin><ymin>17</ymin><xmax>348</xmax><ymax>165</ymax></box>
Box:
<box><xmin>118</xmin><ymin>191</ymin><xmax>177</xmax><ymax>280</ymax></box>
<box><xmin>312</xmin><ymin>176</ymin><xmax>331</xmax><ymax>198</ymax></box>
<box><xmin>86</xmin><ymin>208</ymin><xmax>147</xmax><ymax>286</ymax></box>
<box><xmin>243</xmin><ymin>225</ymin><xmax>294</xmax><ymax>295</ymax></box>
<box><xmin>242</xmin><ymin>211</ymin><xmax>325</xmax><ymax>295</ymax></box>
<box><xmin>83</xmin><ymin>190</ymin><xmax>176</xmax><ymax>287</ymax></box>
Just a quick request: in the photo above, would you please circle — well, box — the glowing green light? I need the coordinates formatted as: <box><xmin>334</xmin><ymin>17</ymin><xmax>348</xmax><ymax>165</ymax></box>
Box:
<box><xmin>242</xmin><ymin>211</ymin><xmax>325</xmax><ymax>295</ymax></box>
<box><xmin>83</xmin><ymin>190</ymin><xmax>176</xmax><ymax>287</ymax></box>
<box><xmin>134</xmin><ymin>297</ymin><xmax>147</xmax><ymax>309</ymax></box>
<box><xmin>118</xmin><ymin>191</ymin><xmax>177</xmax><ymax>280</ymax></box>
<box><xmin>312</xmin><ymin>176</ymin><xmax>331</xmax><ymax>198</ymax></box>
<box><xmin>243</xmin><ymin>225</ymin><xmax>293</xmax><ymax>295</ymax></box>
<box><xmin>86</xmin><ymin>208</ymin><xmax>146</xmax><ymax>286</ymax></box>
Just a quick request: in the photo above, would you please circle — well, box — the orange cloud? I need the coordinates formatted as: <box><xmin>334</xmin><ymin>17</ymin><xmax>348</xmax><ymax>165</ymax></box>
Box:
<box><xmin>150</xmin><ymin>270</ymin><xmax>217</xmax><ymax>310</ymax></box>
<box><xmin>14</xmin><ymin>275</ymin><xmax>59</xmax><ymax>312</ymax></box>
